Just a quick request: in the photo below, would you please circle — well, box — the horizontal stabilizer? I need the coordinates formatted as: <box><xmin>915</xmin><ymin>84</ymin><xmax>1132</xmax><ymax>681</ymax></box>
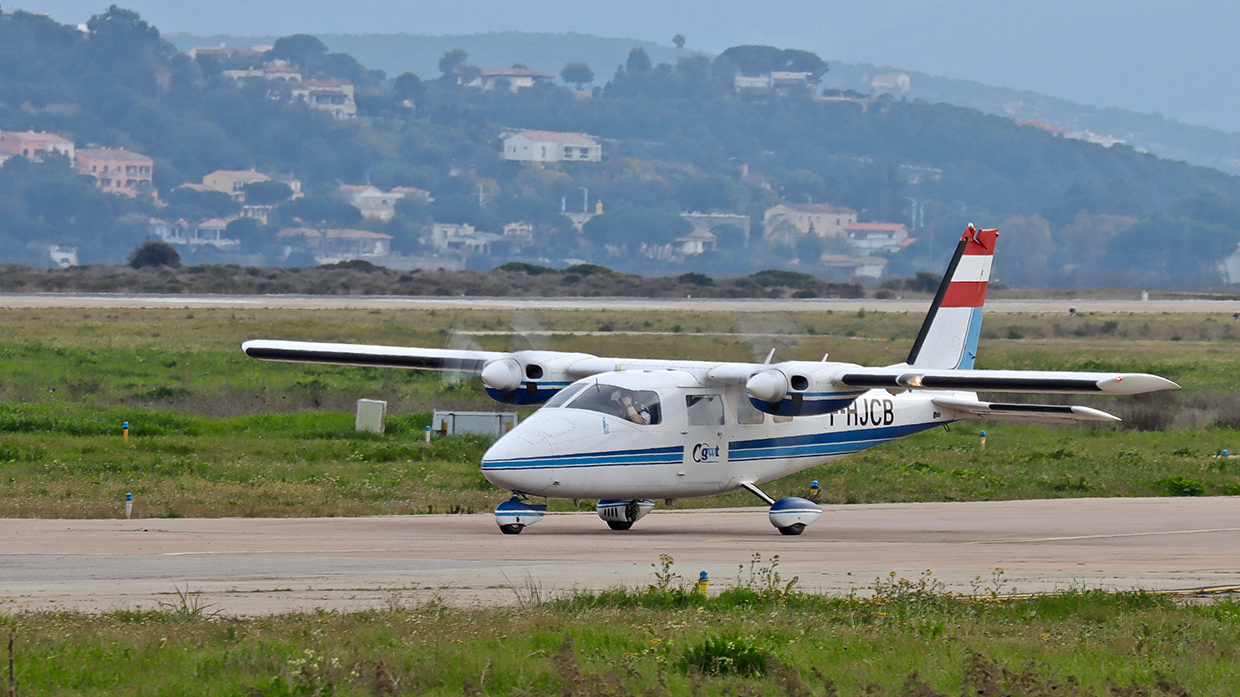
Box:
<box><xmin>242</xmin><ymin>340</ymin><xmax>505</xmax><ymax>372</ymax></box>
<box><xmin>932</xmin><ymin>397</ymin><xmax>1121</xmax><ymax>423</ymax></box>
<box><xmin>839</xmin><ymin>368</ymin><xmax>1179</xmax><ymax>395</ymax></box>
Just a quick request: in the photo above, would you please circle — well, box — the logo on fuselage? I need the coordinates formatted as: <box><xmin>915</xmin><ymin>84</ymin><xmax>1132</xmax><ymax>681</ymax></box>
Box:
<box><xmin>692</xmin><ymin>443</ymin><xmax>721</xmax><ymax>462</ymax></box>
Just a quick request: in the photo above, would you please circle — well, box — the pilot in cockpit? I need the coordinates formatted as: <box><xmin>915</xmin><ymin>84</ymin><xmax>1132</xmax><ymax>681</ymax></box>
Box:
<box><xmin>611</xmin><ymin>390</ymin><xmax>650</xmax><ymax>425</ymax></box>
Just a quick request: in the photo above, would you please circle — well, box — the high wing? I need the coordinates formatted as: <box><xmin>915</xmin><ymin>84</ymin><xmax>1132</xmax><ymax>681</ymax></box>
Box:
<box><xmin>835</xmin><ymin>367</ymin><xmax>1177</xmax><ymax>396</ymax></box>
<box><xmin>242</xmin><ymin>339</ymin><xmax>507</xmax><ymax>372</ymax></box>
<box><xmin>931</xmin><ymin>397</ymin><xmax>1121</xmax><ymax>423</ymax></box>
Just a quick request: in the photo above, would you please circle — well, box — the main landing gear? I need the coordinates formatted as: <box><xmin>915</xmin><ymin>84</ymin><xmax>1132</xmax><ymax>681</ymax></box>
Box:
<box><xmin>596</xmin><ymin>499</ymin><xmax>655</xmax><ymax>530</ymax></box>
<box><xmin>740</xmin><ymin>482</ymin><xmax>822</xmax><ymax>535</ymax></box>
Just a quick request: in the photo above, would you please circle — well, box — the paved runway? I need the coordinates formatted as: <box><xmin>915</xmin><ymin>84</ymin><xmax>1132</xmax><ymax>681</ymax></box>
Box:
<box><xmin>1</xmin><ymin>497</ymin><xmax>1237</xmax><ymax>614</ymax></box>
<box><xmin>1</xmin><ymin>293</ymin><xmax>1237</xmax><ymax>314</ymax></box>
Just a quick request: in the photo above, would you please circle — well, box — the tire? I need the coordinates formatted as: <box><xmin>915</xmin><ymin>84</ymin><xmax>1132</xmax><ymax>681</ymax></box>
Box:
<box><xmin>499</xmin><ymin>524</ymin><xmax>525</xmax><ymax>535</ymax></box>
<box><xmin>607</xmin><ymin>520</ymin><xmax>634</xmax><ymax>531</ymax></box>
<box><xmin>777</xmin><ymin>523</ymin><xmax>806</xmax><ymax>536</ymax></box>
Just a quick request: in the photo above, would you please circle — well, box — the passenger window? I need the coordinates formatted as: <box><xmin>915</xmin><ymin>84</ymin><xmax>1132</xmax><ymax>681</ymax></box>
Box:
<box><xmin>567</xmin><ymin>386</ymin><xmax>661</xmax><ymax>425</ymax></box>
<box><xmin>686</xmin><ymin>394</ymin><xmax>725</xmax><ymax>426</ymax></box>
<box><xmin>736</xmin><ymin>396</ymin><xmax>765</xmax><ymax>425</ymax></box>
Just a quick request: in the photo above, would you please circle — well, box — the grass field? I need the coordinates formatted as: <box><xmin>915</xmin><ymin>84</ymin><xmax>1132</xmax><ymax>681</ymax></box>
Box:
<box><xmin>0</xmin><ymin>307</ymin><xmax>1238</xmax><ymax>518</ymax></box>
<box><xmin>2</xmin><ymin>566</ymin><xmax>1238</xmax><ymax>695</ymax></box>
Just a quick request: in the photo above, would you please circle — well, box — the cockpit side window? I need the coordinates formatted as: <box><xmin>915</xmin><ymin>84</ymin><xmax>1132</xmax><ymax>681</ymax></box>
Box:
<box><xmin>543</xmin><ymin>382</ymin><xmax>588</xmax><ymax>408</ymax></box>
<box><xmin>567</xmin><ymin>386</ymin><xmax>661</xmax><ymax>425</ymax></box>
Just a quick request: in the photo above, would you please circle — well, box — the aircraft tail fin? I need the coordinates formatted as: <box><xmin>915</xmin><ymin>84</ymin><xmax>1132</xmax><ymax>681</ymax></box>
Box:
<box><xmin>905</xmin><ymin>225</ymin><xmax>998</xmax><ymax>370</ymax></box>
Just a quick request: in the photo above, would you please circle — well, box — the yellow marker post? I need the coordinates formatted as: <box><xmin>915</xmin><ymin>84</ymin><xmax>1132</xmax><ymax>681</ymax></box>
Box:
<box><xmin>123</xmin><ymin>421</ymin><xmax>129</xmax><ymax>443</ymax></box>
<box><xmin>979</xmin><ymin>430</ymin><xmax>987</xmax><ymax>452</ymax></box>
<box><xmin>697</xmin><ymin>571</ymin><xmax>709</xmax><ymax>596</ymax></box>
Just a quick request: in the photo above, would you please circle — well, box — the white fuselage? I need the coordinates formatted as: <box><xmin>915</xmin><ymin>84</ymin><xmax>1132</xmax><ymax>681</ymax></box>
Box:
<box><xmin>481</xmin><ymin>370</ymin><xmax>959</xmax><ymax>500</ymax></box>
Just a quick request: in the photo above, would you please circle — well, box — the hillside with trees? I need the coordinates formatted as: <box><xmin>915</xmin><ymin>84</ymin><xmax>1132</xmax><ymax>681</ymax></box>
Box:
<box><xmin>3</xmin><ymin>6</ymin><xmax>1240</xmax><ymax>288</ymax></box>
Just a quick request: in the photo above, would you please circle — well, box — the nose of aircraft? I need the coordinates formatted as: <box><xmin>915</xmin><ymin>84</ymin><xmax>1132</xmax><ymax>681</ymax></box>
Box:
<box><xmin>481</xmin><ymin>409</ymin><xmax>591</xmax><ymax>494</ymax></box>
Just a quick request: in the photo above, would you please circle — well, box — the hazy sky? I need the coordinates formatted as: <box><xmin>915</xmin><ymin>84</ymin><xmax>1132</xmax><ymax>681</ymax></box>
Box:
<box><xmin>16</xmin><ymin>0</ymin><xmax>1240</xmax><ymax>133</ymax></box>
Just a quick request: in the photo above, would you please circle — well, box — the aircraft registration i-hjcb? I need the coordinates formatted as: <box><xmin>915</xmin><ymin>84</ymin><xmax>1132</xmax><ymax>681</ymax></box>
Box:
<box><xmin>243</xmin><ymin>226</ymin><xmax>1179</xmax><ymax>536</ymax></box>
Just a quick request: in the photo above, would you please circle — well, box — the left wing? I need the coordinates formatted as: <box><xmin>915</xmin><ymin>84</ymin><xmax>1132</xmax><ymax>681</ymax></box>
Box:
<box><xmin>242</xmin><ymin>340</ymin><xmax>507</xmax><ymax>372</ymax></box>
<box><xmin>932</xmin><ymin>397</ymin><xmax>1121</xmax><ymax>423</ymax></box>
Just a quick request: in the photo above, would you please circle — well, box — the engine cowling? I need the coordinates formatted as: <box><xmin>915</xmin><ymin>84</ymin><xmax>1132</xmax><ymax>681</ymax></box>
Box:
<box><xmin>746</xmin><ymin>361</ymin><xmax>865</xmax><ymax>416</ymax></box>
<box><xmin>481</xmin><ymin>351</ymin><xmax>591</xmax><ymax>405</ymax></box>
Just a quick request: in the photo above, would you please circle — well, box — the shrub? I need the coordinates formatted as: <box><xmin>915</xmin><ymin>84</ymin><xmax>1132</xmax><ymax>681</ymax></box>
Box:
<box><xmin>677</xmin><ymin>636</ymin><xmax>767</xmax><ymax>677</ymax></box>
<box><xmin>128</xmin><ymin>241</ymin><xmax>181</xmax><ymax>269</ymax></box>
<box><xmin>1160</xmin><ymin>475</ymin><xmax>1205</xmax><ymax>497</ymax></box>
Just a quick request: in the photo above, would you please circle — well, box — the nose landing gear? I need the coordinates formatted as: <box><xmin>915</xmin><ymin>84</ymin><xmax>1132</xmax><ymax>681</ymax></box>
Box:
<box><xmin>740</xmin><ymin>482</ymin><xmax>823</xmax><ymax>535</ymax></box>
<box><xmin>494</xmin><ymin>495</ymin><xmax>547</xmax><ymax>534</ymax></box>
<box><xmin>597</xmin><ymin>499</ymin><xmax>655</xmax><ymax>530</ymax></box>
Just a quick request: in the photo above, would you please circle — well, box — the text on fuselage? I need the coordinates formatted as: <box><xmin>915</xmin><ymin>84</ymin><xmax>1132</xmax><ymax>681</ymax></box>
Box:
<box><xmin>692</xmin><ymin>443</ymin><xmax>721</xmax><ymax>462</ymax></box>
<box><xmin>830</xmin><ymin>398</ymin><xmax>895</xmax><ymax>426</ymax></box>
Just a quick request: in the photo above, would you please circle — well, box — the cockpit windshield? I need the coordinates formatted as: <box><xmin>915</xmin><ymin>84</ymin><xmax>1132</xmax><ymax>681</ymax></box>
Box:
<box><xmin>566</xmin><ymin>385</ymin><xmax>662</xmax><ymax>425</ymax></box>
<box><xmin>543</xmin><ymin>382</ymin><xmax>589</xmax><ymax>408</ymax></box>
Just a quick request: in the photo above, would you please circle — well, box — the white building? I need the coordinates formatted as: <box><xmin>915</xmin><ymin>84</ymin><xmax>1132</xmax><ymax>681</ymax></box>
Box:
<box><xmin>467</xmin><ymin>68</ymin><xmax>554</xmax><ymax>91</ymax></box>
<box><xmin>429</xmin><ymin>223</ymin><xmax>500</xmax><ymax>255</ymax></box>
<box><xmin>291</xmin><ymin>79</ymin><xmax>356</xmax><ymax>120</ymax></box>
<box><xmin>503</xmin><ymin>131</ymin><xmax>601</xmax><ymax>163</ymax></box>
<box><xmin>843</xmin><ymin>223</ymin><xmax>911</xmax><ymax>252</ymax></box>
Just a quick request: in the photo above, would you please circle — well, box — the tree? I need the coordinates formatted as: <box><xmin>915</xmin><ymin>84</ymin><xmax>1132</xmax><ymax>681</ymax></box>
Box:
<box><xmin>164</xmin><ymin>188</ymin><xmax>241</xmax><ymax>219</ymax></box>
<box><xmin>393</xmin><ymin>72</ymin><xmax>425</xmax><ymax>103</ymax></box>
<box><xmin>582</xmin><ymin>207</ymin><xmax>691</xmax><ymax>247</ymax></box>
<box><xmin>560</xmin><ymin>62</ymin><xmax>594</xmax><ymax>90</ymax></box>
<box><xmin>128</xmin><ymin>240</ymin><xmax>180</xmax><ymax>268</ymax></box>
<box><xmin>715</xmin><ymin>45</ymin><xmax>828</xmax><ymax>81</ymax></box>
<box><xmin>673</xmin><ymin>34</ymin><xmax>686</xmax><ymax>51</ymax></box>
<box><xmin>438</xmin><ymin>48</ymin><xmax>469</xmax><ymax>76</ymax></box>
<box><xmin>279</xmin><ymin>196</ymin><xmax>362</xmax><ymax>227</ymax></box>
<box><xmin>243</xmin><ymin>180</ymin><xmax>294</xmax><ymax>206</ymax></box>
<box><xmin>268</xmin><ymin>34</ymin><xmax>328</xmax><ymax>69</ymax></box>
<box><xmin>625</xmin><ymin>47</ymin><xmax>652</xmax><ymax>74</ymax></box>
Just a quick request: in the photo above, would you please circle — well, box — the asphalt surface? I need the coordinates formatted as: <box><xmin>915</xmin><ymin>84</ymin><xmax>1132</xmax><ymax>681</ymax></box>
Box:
<box><xmin>0</xmin><ymin>293</ymin><xmax>1238</xmax><ymax>314</ymax></box>
<box><xmin>2</xmin><ymin>497</ymin><xmax>1237</xmax><ymax>614</ymax></box>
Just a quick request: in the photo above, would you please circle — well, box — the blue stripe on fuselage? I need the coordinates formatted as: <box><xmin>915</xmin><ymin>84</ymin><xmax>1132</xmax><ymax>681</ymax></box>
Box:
<box><xmin>482</xmin><ymin>445</ymin><xmax>682</xmax><ymax>471</ymax></box>
<box><xmin>728</xmin><ymin>422</ymin><xmax>940</xmax><ymax>462</ymax></box>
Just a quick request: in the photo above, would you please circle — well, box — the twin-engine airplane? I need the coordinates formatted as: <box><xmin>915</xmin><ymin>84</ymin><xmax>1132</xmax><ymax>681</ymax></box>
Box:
<box><xmin>244</xmin><ymin>226</ymin><xmax>1178</xmax><ymax>535</ymax></box>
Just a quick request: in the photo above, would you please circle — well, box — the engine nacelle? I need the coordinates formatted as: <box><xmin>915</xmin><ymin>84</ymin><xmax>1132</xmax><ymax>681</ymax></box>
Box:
<box><xmin>481</xmin><ymin>351</ymin><xmax>591</xmax><ymax>405</ymax></box>
<box><xmin>746</xmin><ymin>361</ymin><xmax>865</xmax><ymax>416</ymax></box>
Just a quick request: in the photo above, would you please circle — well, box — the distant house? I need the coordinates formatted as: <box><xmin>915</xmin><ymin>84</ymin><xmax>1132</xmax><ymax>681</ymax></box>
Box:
<box><xmin>429</xmin><ymin>223</ymin><xmax>500</xmax><ymax>255</ymax></box>
<box><xmin>502</xmin><ymin>221</ymin><xmax>535</xmax><ymax>244</ymax></box>
<box><xmin>390</xmin><ymin>186</ymin><xmax>432</xmax><ymax>202</ymax></box>
<box><xmin>192</xmin><ymin>218</ymin><xmax>240</xmax><ymax>248</ymax></box>
<box><xmin>189</xmin><ymin>44</ymin><xmax>265</xmax><ymax>61</ymax></box>
<box><xmin>335</xmin><ymin>185</ymin><xmax>430</xmax><ymax>220</ymax></box>
<box><xmin>202</xmin><ymin>170</ymin><xmax>271</xmax><ymax>201</ymax></box>
<box><xmin>675</xmin><ymin>228</ymin><xmax>717</xmax><ymax>256</ymax></box>
<box><xmin>821</xmin><ymin>254</ymin><xmax>888</xmax><ymax>279</ymax></box>
<box><xmin>201</xmin><ymin>170</ymin><xmax>300</xmax><ymax>202</ymax></box>
<box><xmin>0</xmin><ymin>130</ymin><xmax>74</xmax><ymax>162</ymax></box>
<box><xmin>291</xmin><ymin>79</ymin><xmax>356</xmax><ymax>120</ymax></box>
<box><xmin>681</xmin><ymin>212</ymin><xmax>751</xmax><ymax>244</ymax></box>
<box><xmin>74</xmin><ymin>148</ymin><xmax>154</xmax><ymax>199</ymax></box>
<box><xmin>763</xmin><ymin>203</ymin><xmax>857</xmax><ymax>241</ymax></box>
<box><xmin>870</xmin><ymin>73</ymin><xmax>911</xmax><ymax>94</ymax></box>
<box><xmin>467</xmin><ymin>68</ymin><xmax>554</xmax><ymax>91</ymax></box>
<box><xmin>221</xmin><ymin>65</ymin><xmax>303</xmax><ymax>83</ymax></box>
<box><xmin>503</xmin><ymin>131</ymin><xmax>601</xmax><ymax>163</ymax></box>
<box><xmin>278</xmin><ymin>227</ymin><xmax>393</xmax><ymax>263</ymax></box>
<box><xmin>48</xmin><ymin>245</ymin><xmax>78</xmax><ymax>268</ymax></box>
<box><xmin>149</xmin><ymin>218</ymin><xmax>189</xmax><ymax>245</ymax></box>
<box><xmin>844</xmin><ymin>222</ymin><xmax>911</xmax><ymax>252</ymax></box>
<box><xmin>734</xmin><ymin>75</ymin><xmax>771</xmax><ymax>92</ymax></box>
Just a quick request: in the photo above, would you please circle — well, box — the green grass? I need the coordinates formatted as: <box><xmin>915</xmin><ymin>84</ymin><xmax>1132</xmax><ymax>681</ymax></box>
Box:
<box><xmin>3</xmin><ymin>570</ymin><xmax>1239</xmax><ymax>695</ymax></box>
<box><xmin>1</xmin><ymin>402</ymin><xmax>1237</xmax><ymax>518</ymax></box>
<box><xmin>0</xmin><ymin>306</ymin><xmax>1238</xmax><ymax>517</ymax></box>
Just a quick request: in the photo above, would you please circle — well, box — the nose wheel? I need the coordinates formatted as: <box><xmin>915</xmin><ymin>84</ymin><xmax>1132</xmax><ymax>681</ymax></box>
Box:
<box><xmin>494</xmin><ymin>496</ymin><xmax>547</xmax><ymax>534</ymax></box>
